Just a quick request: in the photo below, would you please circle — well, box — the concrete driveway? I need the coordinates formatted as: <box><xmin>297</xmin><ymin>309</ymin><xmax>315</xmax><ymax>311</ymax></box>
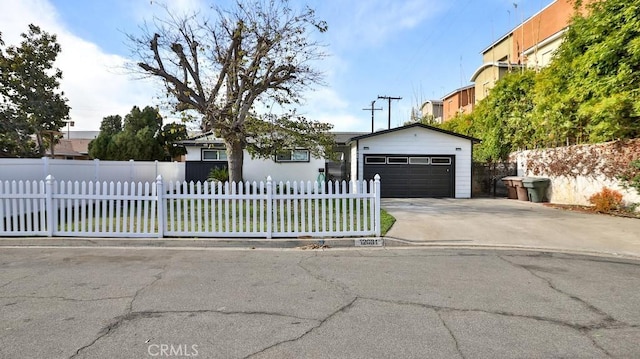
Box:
<box><xmin>383</xmin><ymin>198</ymin><xmax>640</xmax><ymax>258</ymax></box>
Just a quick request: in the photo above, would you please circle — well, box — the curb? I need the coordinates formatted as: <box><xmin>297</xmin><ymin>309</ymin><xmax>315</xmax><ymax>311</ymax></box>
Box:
<box><xmin>0</xmin><ymin>237</ymin><xmax>384</xmax><ymax>250</ymax></box>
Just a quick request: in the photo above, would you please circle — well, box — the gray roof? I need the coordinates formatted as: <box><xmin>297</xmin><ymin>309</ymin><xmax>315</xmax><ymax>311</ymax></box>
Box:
<box><xmin>349</xmin><ymin>123</ymin><xmax>480</xmax><ymax>143</ymax></box>
<box><xmin>332</xmin><ymin>132</ymin><xmax>368</xmax><ymax>145</ymax></box>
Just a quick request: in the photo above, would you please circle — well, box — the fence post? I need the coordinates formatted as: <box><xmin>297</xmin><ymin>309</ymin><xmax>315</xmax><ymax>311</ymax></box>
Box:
<box><xmin>374</xmin><ymin>174</ymin><xmax>381</xmax><ymax>237</ymax></box>
<box><xmin>42</xmin><ymin>157</ymin><xmax>49</xmax><ymax>178</ymax></box>
<box><xmin>94</xmin><ymin>159</ymin><xmax>100</xmax><ymax>182</ymax></box>
<box><xmin>129</xmin><ymin>159</ymin><xmax>135</xmax><ymax>183</ymax></box>
<box><xmin>266</xmin><ymin>176</ymin><xmax>273</xmax><ymax>239</ymax></box>
<box><xmin>156</xmin><ymin>175</ymin><xmax>164</xmax><ymax>238</ymax></box>
<box><xmin>45</xmin><ymin>175</ymin><xmax>54</xmax><ymax>237</ymax></box>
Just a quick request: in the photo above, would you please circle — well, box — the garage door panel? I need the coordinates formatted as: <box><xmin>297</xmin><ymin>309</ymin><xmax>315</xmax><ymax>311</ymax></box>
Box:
<box><xmin>363</xmin><ymin>155</ymin><xmax>453</xmax><ymax>198</ymax></box>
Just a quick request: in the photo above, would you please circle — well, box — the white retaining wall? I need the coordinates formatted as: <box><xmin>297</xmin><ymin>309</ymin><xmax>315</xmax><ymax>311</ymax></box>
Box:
<box><xmin>0</xmin><ymin>158</ymin><xmax>185</xmax><ymax>184</ymax></box>
<box><xmin>514</xmin><ymin>143</ymin><xmax>640</xmax><ymax>206</ymax></box>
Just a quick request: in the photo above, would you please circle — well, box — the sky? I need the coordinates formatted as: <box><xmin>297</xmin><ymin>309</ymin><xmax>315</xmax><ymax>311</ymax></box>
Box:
<box><xmin>0</xmin><ymin>0</ymin><xmax>552</xmax><ymax>133</ymax></box>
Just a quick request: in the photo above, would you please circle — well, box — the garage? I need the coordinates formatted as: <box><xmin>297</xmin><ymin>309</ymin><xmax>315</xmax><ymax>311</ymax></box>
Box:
<box><xmin>350</xmin><ymin>123</ymin><xmax>479</xmax><ymax>198</ymax></box>
<box><xmin>363</xmin><ymin>155</ymin><xmax>454</xmax><ymax>197</ymax></box>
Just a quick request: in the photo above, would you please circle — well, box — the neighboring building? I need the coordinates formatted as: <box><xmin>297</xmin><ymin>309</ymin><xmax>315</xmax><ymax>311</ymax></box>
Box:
<box><xmin>470</xmin><ymin>0</ymin><xmax>576</xmax><ymax>102</ymax></box>
<box><xmin>419</xmin><ymin>100</ymin><xmax>444</xmax><ymax>124</ymax></box>
<box><xmin>349</xmin><ymin>123</ymin><xmax>479</xmax><ymax>198</ymax></box>
<box><xmin>442</xmin><ymin>85</ymin><xmax>475</xmax><ymax>122</ymax></box>
<box><xmin>46</xmin><ymin>131</ymin><xmax>99</xmax><ymax>160</ymax></box>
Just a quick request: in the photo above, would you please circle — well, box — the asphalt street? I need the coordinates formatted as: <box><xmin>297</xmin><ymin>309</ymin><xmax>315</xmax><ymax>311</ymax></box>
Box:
<box><xmin>1</xmin><ymin>247</ymin><xmax>639</xmax><ymax>358</ymax></box>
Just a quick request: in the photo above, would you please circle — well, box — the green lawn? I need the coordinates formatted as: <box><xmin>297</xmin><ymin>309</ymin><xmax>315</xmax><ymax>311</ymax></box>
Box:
<box><xmin>380</xmin><ymin>209</ymin><xmax>396</xmax><ymax>236</ymax></box>
<box><xmin>58</xmin><ymin>198</ymin><xmax>394</xmax><ymax>236</ymax></box>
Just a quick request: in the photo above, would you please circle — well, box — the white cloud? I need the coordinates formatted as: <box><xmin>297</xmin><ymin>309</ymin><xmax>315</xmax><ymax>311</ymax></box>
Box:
<box><xmin>130</xmin><ymin>0</ymin><xmax>208</xmax><ymax>23</ymax></box>
<box><xmin>324</xmin><ymin>0</ymin><xmax>446</xmax><ymax>48</ymax></box>
<box><xmin>298</xmin><ymin>87</ymin><xmax>366</xmax><ymax>131</ymax></box>
<box><xmin>0</xmin><ymin>0</ymin><xmax>159</xmax><ymax>131</ymax></box>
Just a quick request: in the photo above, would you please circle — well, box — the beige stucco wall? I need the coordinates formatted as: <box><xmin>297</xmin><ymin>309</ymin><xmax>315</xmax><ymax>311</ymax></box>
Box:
<box><xmin>524</xmin><ymin>35</ymin><xmax>564</xmax><ymax>69</ymax></box>
<box><xmin>473</xmin><ymin>66</ymin><xmax>510</xmax><ymax>103</ymax></box>
<box><xmin>482</xmin><ymin>37</ymin><xmax>512</xmax><ymax>63</ymax></box>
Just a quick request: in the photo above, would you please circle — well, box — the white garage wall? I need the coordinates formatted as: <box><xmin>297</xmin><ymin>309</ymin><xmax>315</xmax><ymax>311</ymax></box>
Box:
<box><xmin>352</xmin><ymin>127</ymin><xmax>473</xmax><ymax>198</ymax></box>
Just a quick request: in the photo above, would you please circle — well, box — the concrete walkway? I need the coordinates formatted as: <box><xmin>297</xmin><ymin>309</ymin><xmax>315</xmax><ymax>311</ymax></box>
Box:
<box><xmin>383</xmin><ymin>198</ymin><xmax>640</xmax><ymax>258</ymax></box>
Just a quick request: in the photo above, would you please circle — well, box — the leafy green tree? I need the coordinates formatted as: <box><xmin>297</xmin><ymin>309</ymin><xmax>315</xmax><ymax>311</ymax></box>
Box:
<box><xmin>438</xmin><ymin>113</ymin><xmax>474</xmax><ymax>137</ymax></box>
<box><xmin>534</xmin><ymin>0</ymin><xmax>640</xmax><ymax>144</ymax></box>
<box><xmin>0</xmin><ymin>25</ymin><xmax>69</xmax><ymax>157</ymax></box>
<box><xmin>89</xmin><ymin>106</ymin><xmax>168</xmax><ymax>161</ymax></box>
<box><xmin>158</xmin><ymin>122</ymin><xmax>188</xmax><ymax>160</ymax></box>
<box><xmin>131</xmin><ymin>0</ymin><xmax>331</xmax><ymax>182</ymax></box>
<box><xmin>88</xmin><ymin>115</ymin><xmax>122</xmax><ymax>159</ymax></box>
<box><xmin>244</xmin><ymin>112</ymin><xmax>336</xmax><ymax>161</ymax></box>
<box><xmin>453</xmin><ymin>70</ymin><xmax>535</xmax><ymax>162</ymax></box>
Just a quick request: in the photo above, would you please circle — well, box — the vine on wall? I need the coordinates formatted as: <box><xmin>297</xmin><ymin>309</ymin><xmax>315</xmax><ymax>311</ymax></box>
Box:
<box><xmin>515</xmin><ymin>138</ymin><xmax>640</xmax><ymax>180</ymax></box>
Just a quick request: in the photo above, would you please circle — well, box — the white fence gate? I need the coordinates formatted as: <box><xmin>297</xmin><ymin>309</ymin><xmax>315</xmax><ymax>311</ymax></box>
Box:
<box><xmin>0</xmin><ymin>175</ymin><xmax>381</xmax><ymax>239</ymax></box>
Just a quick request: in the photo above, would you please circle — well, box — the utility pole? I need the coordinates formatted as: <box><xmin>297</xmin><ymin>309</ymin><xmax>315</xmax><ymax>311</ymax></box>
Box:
<box><xmin>362</xmin><ymin>100</ymin><xmax>382</xmax><ymax>133</ymax></box>
<box><xmin>377</xmin><ymin>95</ymin><xmax>402</xmax><ymax>129</ymax></box>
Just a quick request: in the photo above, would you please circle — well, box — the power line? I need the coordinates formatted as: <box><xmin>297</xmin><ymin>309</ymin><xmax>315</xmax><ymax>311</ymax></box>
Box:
<box><xmin>362</xmin><ymin>100</ymin><xmax>383</xmax><ymax>133</ymax></box>
<box><xmin>377</xmin><ymin>95</ymin><xmax>402</xmax><ymax>129</ymax></box>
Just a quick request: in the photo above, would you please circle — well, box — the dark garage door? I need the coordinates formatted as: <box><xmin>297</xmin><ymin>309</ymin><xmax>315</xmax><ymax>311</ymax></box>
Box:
<box><xmin>363</xmin><ymin>155</ymin><xmax>454</xmax><ymax>198</ymax></box>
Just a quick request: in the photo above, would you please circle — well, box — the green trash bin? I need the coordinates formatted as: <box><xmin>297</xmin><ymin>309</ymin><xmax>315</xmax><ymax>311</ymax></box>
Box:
<box><xmin>522</xmin><ymin>177</ymin><xmax>550</xmax><ymax>203</ymax></box>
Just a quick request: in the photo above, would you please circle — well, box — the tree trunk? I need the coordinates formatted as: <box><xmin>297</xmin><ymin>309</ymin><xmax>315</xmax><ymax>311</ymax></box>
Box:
<box><xmin>225</xmin><ymin>137</ymin><xmax>244</xmax><ymax>183</ymax></box>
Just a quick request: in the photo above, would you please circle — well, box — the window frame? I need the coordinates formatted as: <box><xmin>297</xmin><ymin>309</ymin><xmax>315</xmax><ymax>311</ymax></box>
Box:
<box><xmin>386</xmin><ymin>157</ymin><xmax>408</xmax><ymax>165</ymax></box>
<box><xmin>365</xmin><ymin>156</ymin><xmax>386</xmax><ymax>165</ymax></box>
<box><xmin>275</xmin><ymin>149</ymin><xmax>311</xmax><ymax>163</ymax></box>
<box><xmin>201</xmin><ymin>149</ymin><xmax>228</xmax><ymax>161</ymax></box>
<box><xmin>430</xmin><ymin>157</ymin><xmax>452</xmax><ymax>165</ymax></box>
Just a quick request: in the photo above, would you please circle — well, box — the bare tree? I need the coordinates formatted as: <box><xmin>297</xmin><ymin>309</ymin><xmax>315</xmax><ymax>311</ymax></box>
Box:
<box><xmin>130</xmin><ymin>0</ymin><xmax>330</xmax><ymax>182</ymax></box>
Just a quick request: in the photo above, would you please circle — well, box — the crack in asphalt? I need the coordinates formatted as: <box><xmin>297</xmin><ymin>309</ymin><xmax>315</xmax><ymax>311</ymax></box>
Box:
<box><xmin>297</xmin><ymin>256</ymin><xmax>351</xmax><ymax>294</ymax></box>
<box><xmin>498</xmin><ymin>256</ymin><xmax>617</xmax><ymax>324</ymax></box>
<box><xmin>502</xmin><ymin>252</ymin><xmax>640</xmax><ymax>267</ymax></box>
<box><xmin>0</xmin><ymin>295</ymin><xmax>131</xmax><ymax>302</ymax></box>
<box><xmin>132</xmin><ymin>309</ymin><xmax>318</xmax><ymax>322</ymax></box>
<box><xmin>435</xmin><ymin>309</ymin><xmax>466</xmax><ymax>359</ymax></box>
<box><xmin>69</xmin><ymin>266</ymin><xmax>168</xmax><ymax>359</ymax></box>
<box><xmin>242</xmin><ymin>296</ymin><xmax>358</xmax><ymax>359</ymax></box>
<box><xmin>358</xmin><ymin>296</ymin><xmax>629</xmax><ymax>333</ymax></box>
<box><xmin>0</xmin><ymin>275</ymin><xmax>31</xmax><ymax>289</ymax></box>
<box><xmin>498</xmin><ymin>256</ymin><xmax>618</xmax><ymax>357</ymax></box>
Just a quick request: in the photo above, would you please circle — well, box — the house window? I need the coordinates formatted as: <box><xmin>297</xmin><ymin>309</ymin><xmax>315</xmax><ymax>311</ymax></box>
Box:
<box><xmin>202</xmin><ymin>149</ymin><xmax>227</xmax><ymax>161</ymax></box>
<box><xmin>276</xmin><ymin>149</ymin><xmax>310</xmax><ymax>162</ymax></box>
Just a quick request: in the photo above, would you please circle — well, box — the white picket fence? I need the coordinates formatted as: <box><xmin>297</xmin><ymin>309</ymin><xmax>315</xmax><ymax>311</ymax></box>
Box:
<box><xmin>0</xmin><ymin>175</ymin><xmax>381</xmax><ymax>239</ymax></box>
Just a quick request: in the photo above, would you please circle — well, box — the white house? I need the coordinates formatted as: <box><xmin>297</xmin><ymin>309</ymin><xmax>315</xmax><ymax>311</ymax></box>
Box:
<box><xmin>180</xmin><ymin>132</ymin><xmax>326</xmax><ymax>183</ymax></box>
<box><xmin>349</xmin><ymin>123</ymin><xmax>479</xmax><ymax>198</ymax></box>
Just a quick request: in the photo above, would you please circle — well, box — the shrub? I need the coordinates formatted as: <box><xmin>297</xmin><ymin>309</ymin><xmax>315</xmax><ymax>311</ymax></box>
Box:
<box><xmin>207</xmin><ymin>167</ymin><xmax>229</xmax><ymax>182</ymax></box>
<box><xmin>588</xmin><ymin>187</ymin><xmax>623</xmax><ymax>213</ymax></box>
<box><xmin>619</xmin><ymin>159</ymin><xmax>640</xmax><ymax>195</ymax></box>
